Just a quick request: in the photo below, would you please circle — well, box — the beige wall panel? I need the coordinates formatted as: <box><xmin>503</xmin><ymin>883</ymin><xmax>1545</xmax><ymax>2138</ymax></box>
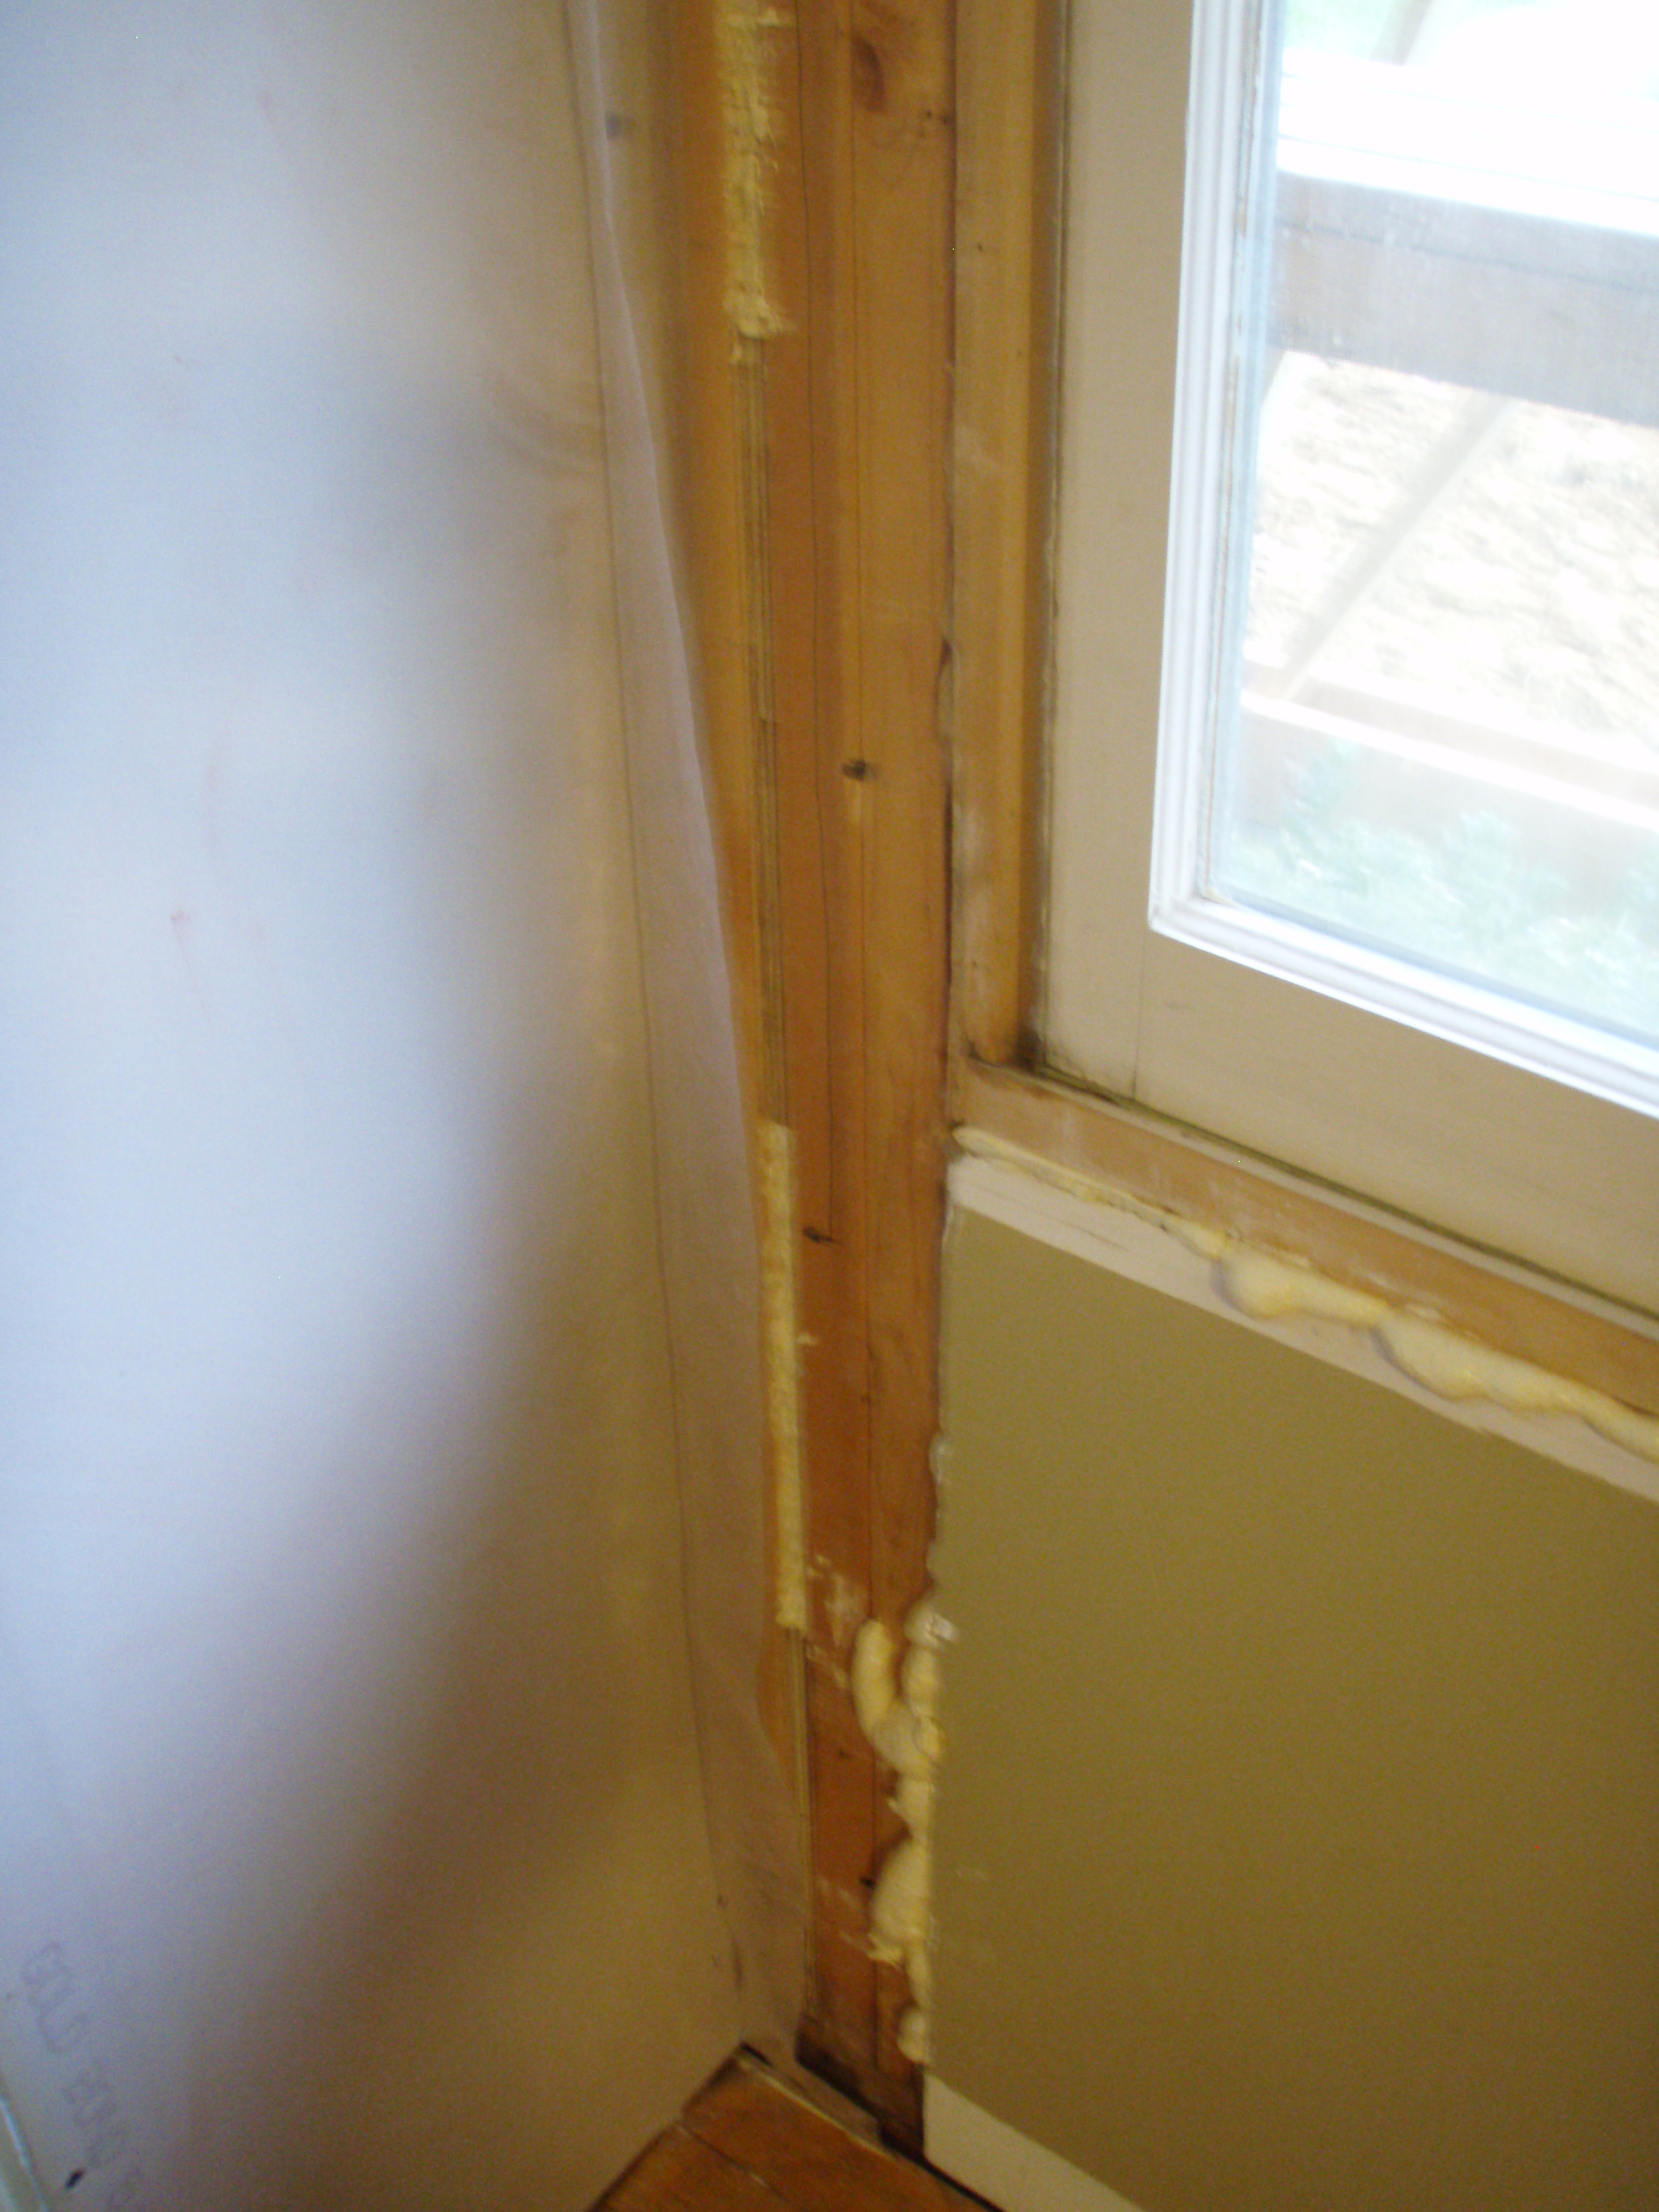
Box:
<box><xmin>933</xmin><ymin>1207</ymin><xmax>1659</xmax><ymax>2212</ymax></box>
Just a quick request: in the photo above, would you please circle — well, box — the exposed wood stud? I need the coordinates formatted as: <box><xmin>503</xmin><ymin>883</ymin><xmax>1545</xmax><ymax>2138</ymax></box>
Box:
<box><xmin>952</xmin><ymin>0</ymin><xmax>1064</xmax><ymax>1067</ymax></box>
<box><xmin>673</xmin><ymin>0</ymin><xmax>952</xmax><ymax>2139</ymax></box>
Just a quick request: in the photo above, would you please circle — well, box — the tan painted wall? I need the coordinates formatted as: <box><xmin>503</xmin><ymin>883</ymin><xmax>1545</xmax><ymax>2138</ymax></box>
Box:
<box><xmin>933</xmin><ymin>1205</ymin><xmax>1659</xmax><ymax>2212</ymax></box>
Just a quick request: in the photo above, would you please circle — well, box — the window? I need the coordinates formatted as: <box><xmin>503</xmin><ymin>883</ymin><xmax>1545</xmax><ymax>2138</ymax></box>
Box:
<box><xmin>1045</xmin><ymin>0</ymin><xmax>1659</xmax><ymax>1313</ymax></box>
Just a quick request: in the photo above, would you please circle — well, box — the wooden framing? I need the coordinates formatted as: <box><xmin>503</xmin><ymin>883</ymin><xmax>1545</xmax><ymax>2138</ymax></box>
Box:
<box><xmin>956</xmin><ymin>1061</ymin><xmax>1659</xmax><ymax>1416</ymax></box>
<box><xmin>672</xmin><ymin>0</ymin><xmax>953</xmax><ymax>2141</ymax></box>
<box><xmin>951</xmin><ymin>0</ymin><xmax>1065</xmax><ymax>1068</ymax></box>
<box><xmin>671</xmin><ymin>0</ymin><xmax>1659</xmax><ymax>2150</ymax></box>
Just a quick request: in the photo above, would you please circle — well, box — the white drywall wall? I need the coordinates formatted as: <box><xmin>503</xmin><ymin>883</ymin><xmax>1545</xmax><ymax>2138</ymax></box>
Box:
<box><xmin>0</xmin><ymin>7</ymin><xmax>739</xmax><ymax>2206</ymax></box>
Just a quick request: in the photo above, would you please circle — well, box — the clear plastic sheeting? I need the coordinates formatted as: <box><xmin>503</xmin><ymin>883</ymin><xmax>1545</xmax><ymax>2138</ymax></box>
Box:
<box><xmin>0</xmin><ymin>4</ymin><xmax>799</xmax><ymax>2207</ymax></box>
<box><xmin>569</xmin><ymin>0</ymin><xmax>806</xmax><ymax>2072</ymax></box>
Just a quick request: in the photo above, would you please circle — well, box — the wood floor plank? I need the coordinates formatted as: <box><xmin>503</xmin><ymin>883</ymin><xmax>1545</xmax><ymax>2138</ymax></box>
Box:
<box><xmin>601</xmin><ymin>2121</ymin><xmax>783</xmax><ymax>2212</ymax></box>
<box><xmin>683</xmin><ymin>2070</ymin><xmax>973</xmax><ymax>2212</ymax></box>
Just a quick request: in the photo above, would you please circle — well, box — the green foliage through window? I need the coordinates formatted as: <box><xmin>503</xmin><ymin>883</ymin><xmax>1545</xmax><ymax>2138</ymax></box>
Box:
<box><xmin>1220</xmin><ymin>745</ymin><xmax>1659</xmax><ymax>1042</ymax></box>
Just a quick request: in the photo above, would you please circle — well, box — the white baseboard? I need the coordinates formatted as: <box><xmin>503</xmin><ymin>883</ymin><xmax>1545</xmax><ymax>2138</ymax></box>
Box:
<box><xmin>925</xmin><ymin>2079</ymin><xmax>1148</xmax><ymax>2212</ymax></box>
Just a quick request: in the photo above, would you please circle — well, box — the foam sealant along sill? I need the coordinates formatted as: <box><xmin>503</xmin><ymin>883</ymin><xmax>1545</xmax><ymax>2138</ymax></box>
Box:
<box><xmin>950</xmin><ymin>1131</ymin><xmax>1659</xmax><ymax>1510</ymax></box>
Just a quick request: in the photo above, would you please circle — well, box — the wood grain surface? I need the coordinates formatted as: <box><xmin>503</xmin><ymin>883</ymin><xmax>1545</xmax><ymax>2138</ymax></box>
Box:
<box><xmin>951</xmin><ymin>0</ymin><xmax>1062</xmax><ymax>1068</ymax></box>
<box><xmin>956</xmin><ymin>1058</ymin><xmax>1659</xmax><ymax>1418</ymax></box>
<box><xmin>600</xmin><ymin>2063</ymin><xmax>978</xmax><ymax>2212</ymax></box>
<box><xmin>670</xmin><ymin>0</ymin><xmax>953</xmax><ymax>2136</ymax></box>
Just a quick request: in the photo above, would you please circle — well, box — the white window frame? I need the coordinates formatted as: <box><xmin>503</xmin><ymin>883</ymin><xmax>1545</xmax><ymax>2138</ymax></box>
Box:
<box><xmin>1043</xmin><ymin>0</ymin><xmax>1659</xmax><ymax>1317</ymax></box>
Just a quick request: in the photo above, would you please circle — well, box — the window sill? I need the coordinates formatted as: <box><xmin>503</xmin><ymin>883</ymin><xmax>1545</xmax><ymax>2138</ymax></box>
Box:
<box><xmin>951</xmin><ymin>1056</ymin><xmax>1659</xmax><ymax>1421</ymax></box>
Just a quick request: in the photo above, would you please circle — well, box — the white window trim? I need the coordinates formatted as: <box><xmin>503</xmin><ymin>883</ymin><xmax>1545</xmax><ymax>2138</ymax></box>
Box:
<box><xmin>1043</xmin><ymin>0</ymin><xmax>1659</xmax><ymax>1316</ymax></box>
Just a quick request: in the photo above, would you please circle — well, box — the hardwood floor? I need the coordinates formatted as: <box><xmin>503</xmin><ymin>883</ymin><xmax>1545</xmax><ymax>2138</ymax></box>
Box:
<box><xmin>598</xmin><ymin>2060</ymin><xmax>981</xmax><ymax>2212</ymax></box>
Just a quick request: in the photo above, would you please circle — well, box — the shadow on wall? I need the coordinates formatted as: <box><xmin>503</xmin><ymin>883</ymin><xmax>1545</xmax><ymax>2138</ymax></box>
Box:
<box><xmin>0</xmin><ymin>7</ymin><xmax>740</xmax><ymax>2208</ymax></box>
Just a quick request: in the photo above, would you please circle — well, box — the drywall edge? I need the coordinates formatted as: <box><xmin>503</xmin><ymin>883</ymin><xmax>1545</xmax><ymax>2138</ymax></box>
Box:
<box><xmin>950</xmin><ymin>1141</ymin><xmax>1659</xmax><ymax>1509</ymax></box>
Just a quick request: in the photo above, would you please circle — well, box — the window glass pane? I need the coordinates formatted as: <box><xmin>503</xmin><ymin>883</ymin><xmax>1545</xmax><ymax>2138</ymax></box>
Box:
<box><xmin>1208</xmin><ymin>1</ymin><xmax>1659</xmax><ymax>1045</ymax></box>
